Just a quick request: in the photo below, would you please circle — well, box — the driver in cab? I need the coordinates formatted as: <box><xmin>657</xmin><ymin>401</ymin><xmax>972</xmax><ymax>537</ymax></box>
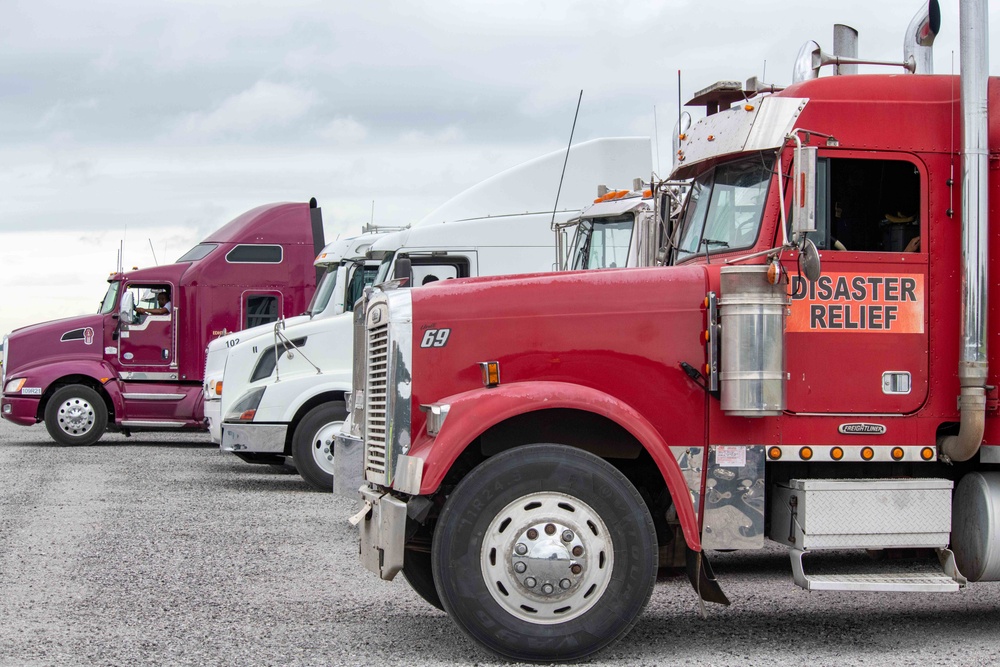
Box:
<box><xmin>136</xmin><ymin>291</ymin><xmax>171</xmax><ymax>317</ymax></box>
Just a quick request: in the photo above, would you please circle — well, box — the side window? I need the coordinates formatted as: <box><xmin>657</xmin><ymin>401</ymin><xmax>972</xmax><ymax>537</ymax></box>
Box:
<box><xmin>226</xmin><ymin>245</ymin><xmax>283</xmax><ymax>263</ymax></box>
<box><xmin>245</xmin><ymin>294</ymin><xmax>279</xmax><ymax>328</ymax></box>
<box><xmin>404</xmin><ymin>254</ymin><xmax>471</xmax><ymax>287</ymax></box>
<box><xmin>825</xmin><ymin>158</ymin><xmax>921</xmax><ymax>252</ymax></box>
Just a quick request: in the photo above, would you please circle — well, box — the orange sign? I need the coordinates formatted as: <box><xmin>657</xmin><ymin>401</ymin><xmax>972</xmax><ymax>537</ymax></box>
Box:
<box><xmin>787</xmin><ymin>273</ymin><xmax>924</xmax><ymax>333</ymax></box>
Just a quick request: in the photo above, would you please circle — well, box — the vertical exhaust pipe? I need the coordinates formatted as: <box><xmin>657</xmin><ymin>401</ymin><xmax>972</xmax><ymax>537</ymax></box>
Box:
<box><xmin>833</xmin><ymin>24</ymin><xmax>858</xmax><ymax>75</ymax></box>
<box><xmin>904</xmin><ymin>0</ymin><xmax>941</xmax><ymax>74</ymax></box>
<box><xmin>940</xmin><ymin>0</ymin><xmax>990</xmax><ymax>462</ymax></box>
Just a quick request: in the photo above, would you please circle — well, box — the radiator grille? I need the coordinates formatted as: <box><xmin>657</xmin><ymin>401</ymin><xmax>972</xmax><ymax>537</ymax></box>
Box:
<box><xmin>364</xmin><ymin>322</ymin><xmax>389</xmax><ymax>480</ymax></box>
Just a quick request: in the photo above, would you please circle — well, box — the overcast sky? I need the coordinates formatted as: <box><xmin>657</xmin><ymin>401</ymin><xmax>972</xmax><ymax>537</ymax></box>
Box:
<box><xmin>2</xmin><ymin>0</ymin><xmax>997</xmax><ymax>339</ymax></box>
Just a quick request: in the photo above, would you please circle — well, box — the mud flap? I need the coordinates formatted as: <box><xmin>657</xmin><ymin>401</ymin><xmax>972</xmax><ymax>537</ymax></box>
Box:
<box><xmin>686</xmin><ymin>548</ymin><xmax>731</xmax><ymax>616</ymax></box>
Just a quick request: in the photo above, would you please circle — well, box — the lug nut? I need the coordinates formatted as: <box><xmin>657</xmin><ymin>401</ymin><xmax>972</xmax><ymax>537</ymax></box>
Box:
<box><xmin>514</xmin><ymin>561</ymin><xmax>527</xmax><ymax>573</ymax></box>
<box><xmin>572</xmin><ymin>545</ymin><xmax>584</xmax><ymax>557</ymax></box>
<box><xmin>526</xmin><ymin>529</ymin><xmax>538</xmax><ymax>540</ymax></box>
<box><xmin>545</xmin><ymin>523</ymin><xmax>556</xmax><ymax>535</ymax></box>
<box><xmin>541</xmin><ymin>583</ymin><xmax>554</xmax><ymax>595</ymax></box>
<box><xmin>560</xmin><ymin>579</ymin><xmax>572</xmax><ymax>589</ymax></box>
<box><xmin>515</xmin><ymin>543</ymin><xmax>528</xmax><ymax>555</ymax></box>
<box><xmin>525</xmin><ymin>577</ymin><xmax>537</xmax><ymax>588</ymax></box>
<box><xmin>561</xmin><ymin>530</ymin><xmax>574</xmax><ymax>542</ymax></box>
<box><xmin>571</xmin><ymin>564</ymin><xmax>582</xmax><ymax>575</ymax></box>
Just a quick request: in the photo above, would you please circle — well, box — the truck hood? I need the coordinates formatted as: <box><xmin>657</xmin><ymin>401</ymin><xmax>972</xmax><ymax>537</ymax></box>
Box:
<box><xmin>5</xmin><ymin>313</ymin><xmax>104</xmax><ymax>376</ymax></box>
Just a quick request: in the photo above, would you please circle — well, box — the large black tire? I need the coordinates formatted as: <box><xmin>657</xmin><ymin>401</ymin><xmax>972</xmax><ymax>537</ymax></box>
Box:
<box><xmin>291</xmin><ymin>402</ymin><xmax>346</xmax><ymax>491</ymax></box>
<box><xmin>43</xmin><ymin>384</ymin><xmax>108</xmax><ymax>446</ymax></box>
<box><xmin>402</xmin><ymin>547</ymin><xmax>443</xmax><ymax>610</ymax></box>
<box><xmin>431</xmin><ymin>444</ymin><xmax>657</xmax><ymax>662</ymax></box>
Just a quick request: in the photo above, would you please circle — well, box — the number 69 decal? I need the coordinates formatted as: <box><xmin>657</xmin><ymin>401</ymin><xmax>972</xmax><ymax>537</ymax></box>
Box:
<box><xmin>420</xmin><ymin>328</ymin><xmax>451</xmax><ymax>348</ymax></box>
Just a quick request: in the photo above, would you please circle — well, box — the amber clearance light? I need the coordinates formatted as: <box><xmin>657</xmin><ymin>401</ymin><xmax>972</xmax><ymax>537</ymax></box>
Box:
<box><xmin>768</xmin><ymin>446</ymin><xmax>782</xmax><ymax>460</ymax></box>
<box><xmin>479</xmin><ymin>361</ymin><xmax>501</xmax><ymax>388</ymax></box>
<box><xmin>830</xmin><ymin>446</ymin><xmax>844</xmax><ymax>461</ymax></box>
<box><xmin>891</xmin><ymin>447</ymin><xmax>905</xmax><ymax>461</ymax></box>
<box><xmin>921</xmin><ymin>447</ymin><xmax>935</xmax><ymax>461</ymax></box>
<box><xmin>861</xmin><ymin>446</ymin><xmax>875</xmax><ymax>461</ymax></box>
<box><xmin>799</xmin><ymin>446</ymin><xmax>813</xmax><ymax>461</ymax></box>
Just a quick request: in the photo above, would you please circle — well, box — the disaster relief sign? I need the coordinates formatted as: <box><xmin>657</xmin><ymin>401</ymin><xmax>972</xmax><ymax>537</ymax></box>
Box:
<box><xmin>788</xmin><ymin>273</ymin><xmax>924</xmax><ymax>333</ymax></box>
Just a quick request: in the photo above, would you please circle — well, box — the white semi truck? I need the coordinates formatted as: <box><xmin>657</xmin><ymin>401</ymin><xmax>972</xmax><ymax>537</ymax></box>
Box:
<box><xmin>213</xmin><ymin>137</ymin><xmax>653</xmax><ymax>490</ymax></box>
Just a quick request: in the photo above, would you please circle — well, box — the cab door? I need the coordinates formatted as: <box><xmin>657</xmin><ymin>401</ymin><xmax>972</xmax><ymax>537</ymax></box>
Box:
<box><xmin>785</xmin><ymin>155</ymin><xmax>929</xmax><ymax>415</ymax></box>
<box><xmin>118</xmin><ymin>284</ymin><xmax>175</xmax><ymax>368</ymax></box>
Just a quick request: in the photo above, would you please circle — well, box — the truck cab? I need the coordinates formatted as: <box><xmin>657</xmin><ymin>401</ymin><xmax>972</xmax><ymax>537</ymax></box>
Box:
<box><xmin>1</xmin><ymin>200</ymin><xmax>323</xmax><ymax>445</ymax></box>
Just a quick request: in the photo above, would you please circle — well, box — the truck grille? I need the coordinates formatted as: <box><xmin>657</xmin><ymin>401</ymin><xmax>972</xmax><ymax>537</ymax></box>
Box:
<box><xmin>364</xmin><ymin>321</ymin><xmax>389</xmax><ymax>479</ymax></box>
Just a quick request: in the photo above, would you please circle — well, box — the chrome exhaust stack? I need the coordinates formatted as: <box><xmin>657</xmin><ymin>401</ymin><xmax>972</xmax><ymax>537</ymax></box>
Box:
<box><xmin>904</xmin><ymin>0</ymin><xmax>941</xmax><ymax>74</ymax></box>
<box><xmin>940</xmin><ymin>0</ymin><xmax>990</xmax><ymax>463</ymax></box>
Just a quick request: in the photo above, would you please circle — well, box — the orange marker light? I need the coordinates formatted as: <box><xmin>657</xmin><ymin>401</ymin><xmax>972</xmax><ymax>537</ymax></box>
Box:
<box><xmin>215</xmin><ymin>381</ymin><xmax>224</xmax><ymax>396</ymax></box>
<box><xmin>642</xmin><ymin>189</ymin><xmax>652</xmax><ymax>198</ymax></box>
<box><xmin>744</xmin><ymin>104</ymin><xmax>755</xmax><ymax>112</ymax></box>
<box><xmin>861</xmin><ymin>446</ymin><xmax>875</xmax><ymax>461</ymax></box>
<box><xmin>830</xmin><ymin>446</ymin><xmax>844</xmax><ymax>460</ymax></box>
<box><xmin>891</xmin><ymin>447</ymin><xmax>905</xmax><ymax>461</ymax></box>
<box><xmin>920</xmin><ymin>447</ymin><xmax>935</xmax><ymax>461</ymax></box>
<box><xmin>480</xmin><ymin>361</ymin><xmax>501</xmax><ymax>388</ymax></box>
<box><xmin>799</xmin><ymin>446</ymin><xmax>813</xmax><ymax>460</ymax></box>
<box><xmin>768</xmin><ymin>446</ymin><xmax>782</xmax><ymax>460</ymax></box>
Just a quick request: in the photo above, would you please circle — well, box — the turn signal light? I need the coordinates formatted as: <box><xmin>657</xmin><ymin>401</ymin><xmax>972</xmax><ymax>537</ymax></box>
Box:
<box><xmin>830</xmin><ymin>446</ymin><xmax>844</xmax><ymax>461</ymax></box>
<box><xmin>744</xmin><ymin>104</ymin><xmax>755</xmax><ymax>111</ymax></box>
<box><xmin>768</xmin><ymin>446</ymin><xmax>782</xmax><ymax>460</ymax></box>
<box><xmin>480</xmin><ymin>361</ymin><xmax>501</xmax><ymax>388</ymax></box>
<box><xmin>238</xmin><ymin>409</ymin><xmax>256</xmax><ymax>421</ymax></box>
<box><xmin>891</xmin><ymin>447</ymin><xmax>905</xmax><ymax>461</ymax></box>
<box><xmin>861</xmin><ymin>446</ymin><xmax>875</xmax><ymax>461</ymax></box>
<box><xmin>799</xmin><ymin>446</ymin><xmax>813</xmax><ymax>460</ymax></box>
<box><xmin>920</xmin><ymin>447</ymin><xmax>935</xmax><ymax>461</ymax></box>
<box><xmin>215</xmin><ymin>381</ymin><xmax>223</xmax><ymax>396</ymax></box>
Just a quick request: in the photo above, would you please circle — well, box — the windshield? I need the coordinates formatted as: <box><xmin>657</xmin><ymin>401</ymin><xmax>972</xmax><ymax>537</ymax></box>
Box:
<box><xmin>674</xmin><ymin>155</ymin><xmax>774</xmax><ymax>262</ymax></box>
<box><xmin>99</xmin><ymin>281</ymin><xmax>121</xmax><ymax>314</ymax></box>
<box><xmin>570</xmin><ymin>215</ymin><xmax>635</xmax><ymax>270</ymax></box>
<box><xmin>307</xmin><ymin>264</ymin><xmax>340</xmax><ymax>316</ymax></box>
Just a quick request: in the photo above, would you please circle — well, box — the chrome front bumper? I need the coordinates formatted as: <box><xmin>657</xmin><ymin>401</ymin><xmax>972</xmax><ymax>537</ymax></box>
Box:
<box><xmin>356</xmin><ymin>485</ymin><xmax>407</xmax><ymax>581</ymax></box>
<box><xmin>220</xmin><ymin>422</ymin><xmax>287</xmax><ymax>453</ymax></box>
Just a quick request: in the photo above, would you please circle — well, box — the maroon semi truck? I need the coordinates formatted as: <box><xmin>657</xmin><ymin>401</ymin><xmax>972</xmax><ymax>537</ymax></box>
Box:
<box><xmin>1</xmin><ymin>199</ymin><xmax>324</xmax><ymax>445</ymax></box>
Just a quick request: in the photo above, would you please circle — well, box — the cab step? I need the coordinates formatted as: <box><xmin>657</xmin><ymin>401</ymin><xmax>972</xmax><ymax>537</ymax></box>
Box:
<box><xmin>790</xmin><ymin>547</ymin><xmax>967</xmax><ymax>592</ymax></box>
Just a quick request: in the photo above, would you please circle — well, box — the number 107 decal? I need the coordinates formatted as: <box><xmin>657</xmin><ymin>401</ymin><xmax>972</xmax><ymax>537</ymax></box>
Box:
<box><xmin>420</xmin><ymin>328</ymin><xmax>451</xmax><ymax>348</ymax></box>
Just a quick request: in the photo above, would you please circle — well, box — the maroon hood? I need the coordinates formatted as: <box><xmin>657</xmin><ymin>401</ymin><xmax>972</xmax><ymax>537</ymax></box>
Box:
<box><xmin>5</xmin><ymin>313</ymin><xmax>105</xmax><ymax>377</ymax></box>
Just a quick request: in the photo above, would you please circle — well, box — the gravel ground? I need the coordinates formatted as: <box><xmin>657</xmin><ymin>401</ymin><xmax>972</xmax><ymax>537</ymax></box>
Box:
<box><xmin>1</xmin><ymin>418</ymin><xmax>999</xmax><ymax>666</ymax></box>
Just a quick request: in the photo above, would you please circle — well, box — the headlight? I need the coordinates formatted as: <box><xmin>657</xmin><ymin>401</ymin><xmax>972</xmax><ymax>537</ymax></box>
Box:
<box><xmin>225</xmin><ymin>387</ymin><xmax>265</xmax><ymax>422</ymax></box>
<box><xmin>5</xmin><ymin>378</ymin><xmax>25</xmax><ymax>393</ymax></box>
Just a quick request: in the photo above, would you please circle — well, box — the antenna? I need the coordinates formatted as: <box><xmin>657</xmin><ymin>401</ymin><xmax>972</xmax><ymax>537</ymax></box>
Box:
<box><xmin>653</xmin><ymin>105</ymin><xmax>661</xmax><ymax>174</ymax></box>
<box><xmin>551</xmin><ymin>90</ymin><xmax>583</xmax><ymax>228</ymax></box>
<box><xmin>148</xmin><ymin>238</ymin><xmax>158</xmax><ymax>265</ymax></box>
<box><xmin>370</xmin><ymin>200</ymin><xmax>375</xmax><ymax>226</ymax></box>
<box><xmin>762</xmin><ymin>59</ymin><xmax>767</xmax><ymax>82</ymax></box>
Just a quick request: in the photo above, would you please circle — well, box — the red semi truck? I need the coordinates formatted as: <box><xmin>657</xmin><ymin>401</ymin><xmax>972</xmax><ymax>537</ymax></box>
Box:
<box><xmin>1</xmin><ymin>200</ymin><xmax>324</xmax><ymax>445</ymax></box>
<box><xmin>336</xmin><ymin>1</ymin><xmax>1000</xmax><ymax>661</ymax></box>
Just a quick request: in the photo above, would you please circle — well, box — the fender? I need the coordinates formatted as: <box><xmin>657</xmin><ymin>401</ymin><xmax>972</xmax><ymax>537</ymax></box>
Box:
<box><xmin>5</xmin><ymin>358</ymin><xmax>120</xmax><ymax>420</ymax></box>
<box><xmin>410</xmin><ymin>380</ymin><xmax>703</xmax><ymax>552</ymax></box>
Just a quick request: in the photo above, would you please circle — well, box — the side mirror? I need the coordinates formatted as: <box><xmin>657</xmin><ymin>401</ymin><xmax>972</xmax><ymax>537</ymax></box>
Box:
<box><xmin>791</xmin><ymin>145</ymin><xmax>817</xmax><ymax>242</ymax></box>
<box><xmin>393</xmin><ymin>256</ymin><xmax>412</xmax><ymax>285</ymax></box>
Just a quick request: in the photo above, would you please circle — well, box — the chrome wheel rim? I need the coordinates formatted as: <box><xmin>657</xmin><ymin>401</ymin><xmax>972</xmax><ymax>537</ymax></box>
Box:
<box><xmin>311</xmin><ymin>420</ymin><xmax>344</xmax><ymax>475</ymax></box>
<box><xmin>480</xmin><ymin>491</ymin><xmax>614</xmax><ymax>624</ymax></box>
<box><xmin>56</xmin><ymin>397</ymin><xmax>96</xmax><ymax>437</ymax></box>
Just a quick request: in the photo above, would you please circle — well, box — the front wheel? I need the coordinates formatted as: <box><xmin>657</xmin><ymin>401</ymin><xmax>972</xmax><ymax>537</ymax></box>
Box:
<box><xmin>431</xmin><ymin>444</ymin><xmax>657</xmax><ymax>662</ymax></box>
<box><xmin>291</xmin><ymin>402</ymin><xmax>346</xmax><ymax>491</ymax></box>
<box><xmin>43</xmin><ymin>385</ymin><xmax>108</xmax><ymax>446</ymax></box>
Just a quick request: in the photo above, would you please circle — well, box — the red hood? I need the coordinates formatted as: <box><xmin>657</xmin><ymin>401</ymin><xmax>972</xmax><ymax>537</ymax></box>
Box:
<box><xmin>5</xmin><ymin>313</ymin><xmax>104</xmax><ymax>377</ymax></box>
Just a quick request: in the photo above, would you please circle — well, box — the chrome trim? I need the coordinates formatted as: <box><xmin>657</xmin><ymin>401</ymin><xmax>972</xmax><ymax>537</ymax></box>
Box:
<box><xmin>358</xmin><ymin>485</ymin><xmax>407</xmax><ymax>581</ymax></box>
<box><xmin>220</xmin><ymin>423</ymin><xmax>287</xmax><ymax>453</ymax></box>
<box><xmin>393</xmin><ymin>454</ymin><xmax>423</xmax><ymax>496</ymax></box>
<box><xmin>669</xmin><ymin>446</ymin><xmax>704</xmax><ymax>523</ymax></box>
<box><xmin>120</xmin><ymin>420</ymin><xmax>185</xmax><ymax>427</ymax></box>
<box><xmin>701</xmin><ymin>445</ymin><xmax>765</xmax><ymax>550</ymax></box>
<box><xmin>363</xmin><ymin>289</ymin><xmax>412</xmax><ymax>487</ymax></box>
<box><xmin>119</xmin><ymin>372</ymin><xmax>179</xmax><ymax>381</ymax></box>
<box><xmin>121</xmin><ymin>393</ymin><xmax>185</xmax><ymax>401</ymax></box>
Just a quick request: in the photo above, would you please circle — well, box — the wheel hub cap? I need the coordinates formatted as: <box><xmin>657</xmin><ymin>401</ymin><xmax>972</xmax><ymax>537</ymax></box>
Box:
<box><xmin>480</xmin><ymin>492</ymin><xmax>613</xmax><ymax>624</ymax></box>
<box><xmin>311</xmin><ymin>420</ymin><xmax>343</xmax><ymax>475</ymax></box>
<box><xmin>57</xmin><ymin>398</ymin><xmax>95</xmax><ymax>436</ymax></box>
